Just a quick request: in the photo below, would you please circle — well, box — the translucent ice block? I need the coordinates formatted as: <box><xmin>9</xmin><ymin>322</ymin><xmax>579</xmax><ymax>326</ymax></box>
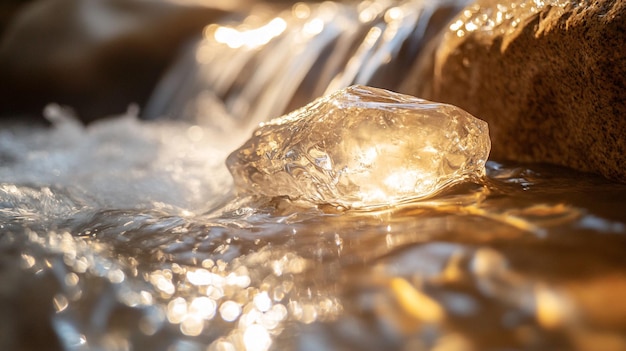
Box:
<box><xmin>226</xmin><ymin>85</ymin><xmax>490</xmax><ymax>209</ymax></box>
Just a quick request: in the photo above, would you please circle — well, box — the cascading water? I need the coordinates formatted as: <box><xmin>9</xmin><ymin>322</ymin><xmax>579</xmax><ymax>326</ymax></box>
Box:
<box><xmin>2</xmin><ymin>1</ymin><xmax>626</xmax><ymax>351</ymax></box>
<box><xmin>144</xmin><ymin>0</ymin><xmax>469</xmax><ymax>130</ymax></box>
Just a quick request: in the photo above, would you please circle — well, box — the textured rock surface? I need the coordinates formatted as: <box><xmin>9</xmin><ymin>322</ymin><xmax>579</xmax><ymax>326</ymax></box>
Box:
<box><xmin>404</xmin><ymin>0</ymin><xmax>626</xmax><ymax>182</ymax></box>
<box><xmin>227</xmin><ymin>85</ymin><xmax>490</xmax><ymax>209</ymax></box>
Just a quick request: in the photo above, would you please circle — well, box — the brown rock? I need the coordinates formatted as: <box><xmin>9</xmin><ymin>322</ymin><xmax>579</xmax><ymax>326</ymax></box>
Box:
<box><xmin>0</xmin><ymin>0</ymin><xmax>244</xmax><ymax>123</ymax></box>
<box><xmin>404</xmin><ymin>0</ymin><xmax>626</xmax><ymax>182</ymax></box>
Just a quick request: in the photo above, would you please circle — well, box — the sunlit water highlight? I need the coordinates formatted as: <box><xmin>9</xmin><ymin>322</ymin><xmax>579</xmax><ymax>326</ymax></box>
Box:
<box><xmin>145</xmin><ymin>0</ymin><xmax>471</xmax><ymax>129</ymax></box>
<box><xmin>2</xmin><ymin>107</ymin><xmax>626</xmax><ymax>351</ymax></box>
<box><xmin>2</xmin><ymin>1</ymin><xmax>626</xmax><ymax>351</ymax></box>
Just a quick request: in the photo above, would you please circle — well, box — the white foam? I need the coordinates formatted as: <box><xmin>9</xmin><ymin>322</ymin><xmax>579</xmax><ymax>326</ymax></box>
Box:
<box><xmin>0</xmin><ymin>105</ymin><xmax>245</xmax><ymax>214</ymax></box>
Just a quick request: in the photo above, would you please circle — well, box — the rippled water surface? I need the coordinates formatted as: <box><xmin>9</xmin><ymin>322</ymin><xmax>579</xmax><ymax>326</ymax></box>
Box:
<box><xmin>2</xmin><ymin>111</ymin><xmax>626</xmax><ymax>351</ymax></box>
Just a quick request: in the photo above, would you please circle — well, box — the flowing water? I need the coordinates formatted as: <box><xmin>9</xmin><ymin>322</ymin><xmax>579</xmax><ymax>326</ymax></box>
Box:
<box><xmin>2</xmin><ymin>1</ymin><xmax>626</xmax><ymax>351</ymax></box>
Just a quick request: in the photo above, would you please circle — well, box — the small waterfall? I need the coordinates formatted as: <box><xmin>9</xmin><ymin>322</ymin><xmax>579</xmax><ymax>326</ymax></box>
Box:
<box><xmin>145</xmin><ymin>0</ymin><xmax>469</xmax><ymax>134</ymax></box>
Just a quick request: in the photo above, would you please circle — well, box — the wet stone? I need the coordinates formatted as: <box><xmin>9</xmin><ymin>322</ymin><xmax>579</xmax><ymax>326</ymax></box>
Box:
<box><xmin>411</xmin><ymin>0</ymin><xmax>626</xmax><ymax>183</ymax></box>
<box><xmin>226</xmin><ymin>85</ymin><xmax>491</xmax><ymax>209</ymax></box>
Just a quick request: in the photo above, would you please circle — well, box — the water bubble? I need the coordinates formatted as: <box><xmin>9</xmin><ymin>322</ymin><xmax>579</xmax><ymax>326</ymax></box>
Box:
<box><xmin>53</xmin><ymin>294</ymin><xmax>69</xmax><ymax>313</ymax></box>
<box><xmin>107</xmin><ymin>269</ymin><xmax>125</xmax><ymax>284</ymax></box>
<box><xmin>219</xmin><ymin>301</ymin><xmax>242</xmax><ymax>322</ymax></box>
<box><xmin>190</xmin><ymin>297</ymin><xmax>217</xmax><ymax>320</ymax></box>
<box><xmin>243</xmin><ymin>324</ymin><xmax>272</xmax><ymax>351</ymax></box>
<box><xmin>180</xmin><ymin>315</ymin><xmax>204</xmax><ymax>336</ymax></box>
<box><xmin>253</xmin><ymin>292</ymin><xmax>272</xmax><ymax>312</ymax></box>
<box><xmin>206</xmin><ymin>285</ymin><xmax>225</xmax><ymax>300</ymax></box>
<box><xmin>187</xmin><ymin>269</ymin><xmax>213</xmax><ymax>286</ymax></box>
<box><xmin>20</xmin><ymin>254</ymin><xmax>36</xmax><ymax>269</ymax></box>
<box><xmin>167</xmin><ymin>297</ymin><xmax>188</xmax><ymax>324</ymax></box>
<box><xmin>64</xmin><ymin>272</ymin><xmax>79</xmax><ymax>286</ymax></box>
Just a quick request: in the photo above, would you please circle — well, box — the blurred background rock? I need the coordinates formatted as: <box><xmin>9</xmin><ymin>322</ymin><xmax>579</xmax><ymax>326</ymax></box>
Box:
<box><xmin>0</xmin><ymin>0</ymin><xmax>462</xmax><ymax>124</ymax></box>
<box><xmin>0</xmin><ymin>0</ymin><xmax>245</xmax><ymax>123</ymax></box>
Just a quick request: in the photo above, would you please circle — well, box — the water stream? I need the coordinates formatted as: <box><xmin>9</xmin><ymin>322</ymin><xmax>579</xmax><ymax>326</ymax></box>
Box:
<box><xmin>2</xmin><ymin>1</ymin><xmax>626</xmax><ymax>351</ymax></box>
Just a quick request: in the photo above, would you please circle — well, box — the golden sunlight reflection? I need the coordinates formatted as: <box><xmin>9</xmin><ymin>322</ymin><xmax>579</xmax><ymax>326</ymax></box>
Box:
<box><xmin>358</xmin><ymin>0</ymin><xmax>387</xmax><ymax>23</ymax></box>
<box><xmin>6</xmin><ymin>167</ymin><xmax>626</xmax><ymax>351</ymax></box>
<box><xmin>384</xmin><ymin>6</ymin><xmax>404</xmax><ymax>23</ymax></box>
<box><xmin>384</xmin><ymin>170</ymin><xmax>431</xmax><ymax>194</ymax></box>
<box><xmin>65</xmin><ymin>272</ymin><xmax>80</xmax><ymax>286</ymax></box>
<box><xmin>535</xmin><ymin>285</ymin><xmax>572</xmax><ymax>329</ymax></box>
<box><xmin>167</xmin><ymin>297</ymin><xmax>188</xmax><ymax>324</ymax></box>
<box><xmin>151</xmin><ymin>270</ymin><xmax>176</xmax><ymax>296</ymax></box>
<box><xmin>4</xmin><ymin>119</ymin><xmax>626</xmax><ymax>351</ymax></box>
<box><xmin>219</xmin><ymin>300</ymin><xmax>242</xmax><ymax>322</ymax></box>
<box><xmin>191</xmin><ymin>296</ymin><xmax>217</xmax><ymax>318</ymax></box>
<box><xmin>303</xmin><ymin>17</ymin><xmax>325</xmax><ymax>36</ymax></box>
<box><xmin>253</xmin><ymin>291</ymin><xmax>272</xmax><ymax>312</ymax></box>
<box><xmin>53</xmin><ymin>294</ymin><xmax>69</xmax><ymax>313</ymax></box>
<box><xmin>243</xmin><ymin>324</ymin><xmax>272</xmax><ymax>351</ymax></box>
<box><xmin>21</xmin><ymin>253</ymin><xmax>36</xmax><ymax>268</ymax></box>
<box><xmin>181</xmin><ymin>314</ymin><xmax>204</xmax><ymax>336</ymax></box>
<box><xmin>119</xmin><ymin>242</ymin><xmax>341</xmax><ymax>349</ymax></box>
<box><xmin>390</xmin><ymin>278</ymin><xmax>445</xmax><ymax>323</ymax></box>
<box><xmin>292</xmin><ymin>2</ymin><xmax>311</xmax><ymax>19</ymax></box>
<box><xmin>470</xmin><ymin>248</ymin><xmax>507</xmax><ymax>277</ymax></box>
<box><xmin>213</xmin><ymin>17</ymin><xmax>287</xmax><ymax>49</ymax></box>
<box><xmin>446</xmin><ymin>0</ymin><xmax>569</xmax><ymax>39</ymax></box>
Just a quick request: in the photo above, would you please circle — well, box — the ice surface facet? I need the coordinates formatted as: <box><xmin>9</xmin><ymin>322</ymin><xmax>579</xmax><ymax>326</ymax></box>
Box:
<box><xmin>226</xmin><ymin>85</ymin><xmax>490</xmax><ymax>208</ymax></box>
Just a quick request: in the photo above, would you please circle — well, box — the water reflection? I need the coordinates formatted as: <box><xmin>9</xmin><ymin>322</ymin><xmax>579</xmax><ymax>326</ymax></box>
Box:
<box><xmin>3</xmin><ymin>160</ymin><xmax>626</xmax><ymax>350</ymax></box>
<box><xmin>212</xmin><ymin>18</ymin><xmax>287</xmax><ymax>49</ymax></box>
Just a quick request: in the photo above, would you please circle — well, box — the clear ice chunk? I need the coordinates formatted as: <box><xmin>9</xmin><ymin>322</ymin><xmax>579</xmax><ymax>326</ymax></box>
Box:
<box><xmin>226</xmin><ymin>85</ymin><xmax>491</xmax><ymax>209</ymax></box>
